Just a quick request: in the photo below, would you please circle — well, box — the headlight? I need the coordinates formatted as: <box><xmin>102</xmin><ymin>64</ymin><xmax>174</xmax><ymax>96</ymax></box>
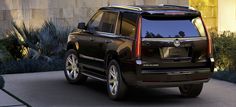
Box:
<box><xmin>67</xmin><ymin>35</ymin><xmax>72</xmax><ymax>42</ymax></box>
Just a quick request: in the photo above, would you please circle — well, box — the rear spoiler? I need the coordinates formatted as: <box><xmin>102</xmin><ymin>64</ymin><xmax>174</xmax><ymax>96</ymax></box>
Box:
<box><xmin>141</xmin><ymin>10</ymin><xmax>201</xmax><ymax>19</ymax></box>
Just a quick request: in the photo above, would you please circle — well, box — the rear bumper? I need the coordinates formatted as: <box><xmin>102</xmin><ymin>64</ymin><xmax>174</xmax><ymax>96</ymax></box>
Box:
<box><xmin>137</xmin><ymin>79</ymin><xmax>210</xmax><ymax>87</ymax></box>
<box><xmin>121</xmin><ymin>58</ymin><xmax>214</xmax><ymax>87</ymax></box>
<box><xmin>135</xmin><ymin>68</ymin><xmax>212</xmax><ymax>87</ymax></box>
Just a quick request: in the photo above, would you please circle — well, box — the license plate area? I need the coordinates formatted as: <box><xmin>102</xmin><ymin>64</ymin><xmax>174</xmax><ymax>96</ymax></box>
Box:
<box><xmin>160</xmin><ymin>47</ymin><xmax>189</xmax><ymax>59</ymax></box>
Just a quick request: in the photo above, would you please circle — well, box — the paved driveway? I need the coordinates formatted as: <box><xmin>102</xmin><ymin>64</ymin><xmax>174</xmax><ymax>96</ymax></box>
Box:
<box><xmin>2</xmin><ymin>71</ymin><xmax>236</xmax><ymax>107</ymax></box>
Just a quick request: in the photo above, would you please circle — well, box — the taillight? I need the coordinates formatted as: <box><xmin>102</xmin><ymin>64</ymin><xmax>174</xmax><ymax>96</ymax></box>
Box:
<box><xmin>201</xmin><ymin>17</ymin><xmax>212</xmax><ymax>56</ymax></box>
<box><xmin>135</xmin><ymin>16</ymin><xmax>142</xmax><ymax>59</ymax></box>
<box><xmin>207</xmin><ymin>31</ymin><xmax>212</xmax><ymax>56</ymax></box>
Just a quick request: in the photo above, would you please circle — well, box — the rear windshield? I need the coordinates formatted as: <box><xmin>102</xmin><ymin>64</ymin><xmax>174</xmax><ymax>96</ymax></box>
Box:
<box><xmin>141</xmin><ymin>18</ymin><xmax>206</xmax><ymax>38</ymax></box>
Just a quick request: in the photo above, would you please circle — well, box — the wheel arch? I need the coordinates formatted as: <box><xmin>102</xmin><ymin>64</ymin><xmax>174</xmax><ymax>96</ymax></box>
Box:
<box><xmin>105</xmin><ymin>51</ymin><xmax>120</xmax><ymax>70</ymax></box>
<box><xmin>105</xmin><ymin>51</ymin><xmax>129</xmax><ymax>88</ymax></box>
<box><xmin>67</xmin><ymin>41</ymin><xmax>79</xmax><ymax>51</ymax></box>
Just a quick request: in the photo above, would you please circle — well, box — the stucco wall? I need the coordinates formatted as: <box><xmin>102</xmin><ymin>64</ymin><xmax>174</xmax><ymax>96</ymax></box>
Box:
<box><xmin>218</xmin><ymin>0</ymin><xmax>236</xmax><ymax>33</ymax></box>
<box><xmin>0</xmin><ymin>0</ymin><xmax>189</xmax><ymax>38</ymax></box>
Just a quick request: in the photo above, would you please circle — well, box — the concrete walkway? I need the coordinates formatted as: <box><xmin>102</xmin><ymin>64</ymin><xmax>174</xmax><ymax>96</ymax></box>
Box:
<box><xmin>0</xmin><ymin>76</ymin><xmax>28</xmax><ymax>107</ymax></box>
<box><xmin>0</xmin><ymin>89</ymin><xmax>26</xmax><ymax>107</ymax></box>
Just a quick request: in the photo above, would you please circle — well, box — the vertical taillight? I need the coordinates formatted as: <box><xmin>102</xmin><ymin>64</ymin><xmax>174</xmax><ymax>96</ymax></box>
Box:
<box><xmin>207</xmin><ymin>31</ymin><xmax>212</xmax><ymax>56</ymax></box>
<box><xmin>201</xmin><ymin>17</ymin><xmax>212</xmax><ymax>56</ymax></box>
<box><xmin>135</xmin><ymin>16</ymin><xmax>142</xmax><ymax>59</ymax></box>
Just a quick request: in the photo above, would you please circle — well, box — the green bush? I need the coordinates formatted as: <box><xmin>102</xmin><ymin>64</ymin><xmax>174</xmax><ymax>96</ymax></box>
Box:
<box><xmin>2</xmin><ymin>22</ymin><xmax>71</xmax><ymax>61</ymax></box>
<box><xmin>0</xmin><ymin>39</ymin><xmax>14</xmax><ymax>63</ymax></box>
<box><xmin>213</xmin><ymin>71</ymin><xmax>236</xmax><ymax>83</ymax></box>
<box><xmin>212</xmin><ymin>31</ymin><xmax>236</xmax><ymax>71</ymax></box>
<box><xmin>0</xmin><ymin>21</ymin><xmax>71</xmax><ymax>74</ymax></box>
<box><xmin>0</xmin><ymin>58</ymin><xmax>64</xmax><ymax>74</ymax></box>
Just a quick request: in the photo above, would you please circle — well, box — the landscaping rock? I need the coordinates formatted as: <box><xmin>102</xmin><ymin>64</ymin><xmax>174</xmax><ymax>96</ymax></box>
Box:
<box><xmin>0</xmin><ymin>75</ymin><xmax>4</xmax><ymax>89</ymax></box>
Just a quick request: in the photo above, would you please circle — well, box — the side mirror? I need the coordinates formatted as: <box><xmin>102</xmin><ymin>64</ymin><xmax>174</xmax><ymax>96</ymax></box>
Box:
<box><xmin>77</xmin><ymin>22</ymin><xmax>86</xmax><ymax>30</ymax></box>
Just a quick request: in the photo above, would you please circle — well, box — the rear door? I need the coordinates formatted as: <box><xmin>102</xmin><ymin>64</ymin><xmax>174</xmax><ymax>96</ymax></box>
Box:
<box><xmin>141</xmin><ymin>16</ymin><xmax>209</xmax><ymax>68</ymax></box>
<box><xmin>90</xmin><ymin>11</ymin><xmax>119</xmax><ymax>70</ymax></box>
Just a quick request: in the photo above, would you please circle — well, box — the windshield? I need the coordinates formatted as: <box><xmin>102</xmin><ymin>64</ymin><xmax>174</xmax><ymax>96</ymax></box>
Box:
<box><xmin>141</xmin><ymin>18</ymin><xmax>205</xmax><ymax>38</ymax></box>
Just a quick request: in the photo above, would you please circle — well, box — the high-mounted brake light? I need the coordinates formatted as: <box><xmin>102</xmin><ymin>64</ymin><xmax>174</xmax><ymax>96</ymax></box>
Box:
<box><xmin>164</xmin><ymin>12</ymin><xmax>185</xmax><ymax>15</ymax></box>
<box><xmin>201</xmin><ymin>17</ymin><xmax>212</xmax><ymax>56</ymax></box>
<box><xmin>135</xmin><ymin>16</ymin><xmax>142</xmax><ymax>58</ymax></box>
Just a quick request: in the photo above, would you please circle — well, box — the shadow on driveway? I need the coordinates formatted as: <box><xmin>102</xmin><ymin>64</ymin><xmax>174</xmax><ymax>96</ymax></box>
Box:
<box><xmin>3</xmin><ymin>71</ymin><xmax>229</xmax><ymax>107</ymax></box>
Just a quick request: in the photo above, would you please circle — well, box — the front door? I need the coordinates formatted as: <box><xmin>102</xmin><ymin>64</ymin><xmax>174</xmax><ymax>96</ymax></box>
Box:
<box><xmin>81</xmin><ymin>10</ymin><xmax>119</xmax><ymax>72</ymax></box>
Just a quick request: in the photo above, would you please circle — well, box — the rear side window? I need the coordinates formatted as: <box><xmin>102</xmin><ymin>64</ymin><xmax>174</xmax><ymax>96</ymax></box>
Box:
<box><xmin>120</xmin><ymin>12</ymin><xmax>138</xmax><ymax>38</ymax></box>
<box><xmin>142</xmin><ymin>18</ymin><xmax>205</xmax><ymax>38</ymax></box>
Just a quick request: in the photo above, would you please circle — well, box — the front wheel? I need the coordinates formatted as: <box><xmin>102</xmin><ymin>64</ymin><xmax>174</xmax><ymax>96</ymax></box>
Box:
<box><xmin>64</xmin><ymin>49</ymin><xmax>87</xmax><ymax>84</ymax></box>
<box><xmin>107</xmin><ymin>60</ymin><xmax>127</xmax><ymax>100</ymax></box>
<box><xmin>179</xmin><ymin>83</ymin><xmax>203</xmax><ymax>97</ymax></box>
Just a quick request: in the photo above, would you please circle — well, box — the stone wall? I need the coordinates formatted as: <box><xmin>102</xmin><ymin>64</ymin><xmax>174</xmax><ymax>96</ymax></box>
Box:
<box><xmin>0</xmin><ymin>0</ymin><xmax>188</xmax><ymax>38</ymax></box>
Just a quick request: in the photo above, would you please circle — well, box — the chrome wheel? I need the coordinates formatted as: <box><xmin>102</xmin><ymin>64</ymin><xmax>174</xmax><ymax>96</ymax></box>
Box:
<box><xmin>107</xmin><ymin>60</ymin><xmax>127</xmax><ymax>100</ymax></box>
<box><xmin>66</xmin><ymin>54</ymin><xmax>79</xmax><ymax>80</ymax></box>
<box><xmin>108</xmin><ymin>65</ymin><xmax>119</xmax><ymax>96</ymax></box>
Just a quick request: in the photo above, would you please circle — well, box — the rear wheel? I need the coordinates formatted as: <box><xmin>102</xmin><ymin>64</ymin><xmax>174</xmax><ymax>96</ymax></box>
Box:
<box><xmin>107</xmin><ymin>60</ymin><xmax>127</xmax><ymax>100</ymax></box>
<box><xmin>64</xmin><ymin>49</ymin><xmax>87</xmax><ymax>84</ymax></box>
<box><xmin>179</xmin><ymin>83</ymin><xmax>203</xmax><ymax>97</ymax></box>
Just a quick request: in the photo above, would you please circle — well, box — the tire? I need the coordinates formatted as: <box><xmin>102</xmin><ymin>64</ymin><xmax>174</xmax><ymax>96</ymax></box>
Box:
<box><xmin>107</xmin><ymin>60</ymin><xmax>127</xmax><ymax>100</ymax></box>
<box><xmin>179</xmin><ymin>83</ymin><xmax>203</xmax><ymax>98</ymax></box>
<box><xmin>64</xmin><ymin>49</ymin><xmax>87</xmax><ymax>84</ymax></box>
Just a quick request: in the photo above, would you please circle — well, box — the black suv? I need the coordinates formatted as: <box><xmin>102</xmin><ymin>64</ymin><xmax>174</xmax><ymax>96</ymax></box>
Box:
<box><xmin>64</xmin><ymin>5</ymin><xmax>214</xmax><ymax>100</ymax></box>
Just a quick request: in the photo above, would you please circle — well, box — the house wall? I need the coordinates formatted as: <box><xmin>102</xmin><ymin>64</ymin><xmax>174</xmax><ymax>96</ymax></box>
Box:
<box><xmin>189</xmin><ymin>0</ymin><xmax>218</xmax><ymax>32</ymax></box>
<box><xmin>0</xmin><ymin>0</ymin><xmax>189</xmax><ymax>38</ymax></box>
<box><xmin>218</xmin><ymin>0</ymin><xmax>236</xmax><ymax>33</ymax></box>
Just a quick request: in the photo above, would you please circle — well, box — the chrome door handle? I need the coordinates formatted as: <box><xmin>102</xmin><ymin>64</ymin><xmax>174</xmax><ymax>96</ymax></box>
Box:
<box><xmin>89</xmin><ymin>37</ymin><xmax>94</xmax><ymax>41</ymax></box>
<box><xmin>105</xmin><ymin>40</ymin><xmax>112</xmax><ymax>43</ymax></box>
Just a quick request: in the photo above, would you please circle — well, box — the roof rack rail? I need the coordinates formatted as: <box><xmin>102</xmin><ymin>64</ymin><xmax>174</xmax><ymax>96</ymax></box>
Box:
<box><xmin>159</xmin><ymin>4</ymin><xmax>196</xmax><ymax>10</ymax></box>
<box><xmin>109</xmin><ymin>5</ymin><xmax>142</xmax><ymax>11</ymax></box>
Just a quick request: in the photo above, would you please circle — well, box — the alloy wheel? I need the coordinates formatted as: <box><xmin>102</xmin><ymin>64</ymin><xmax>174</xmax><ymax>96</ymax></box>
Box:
<box><xmin>66</xmin><ymin>54</ymin><xmax>79</xmax><ymax>80</ymax></box>
<box><xmin>108</xmin><ymin>65</ymin><xmax>119</xmax><ymax>96</ymax></box>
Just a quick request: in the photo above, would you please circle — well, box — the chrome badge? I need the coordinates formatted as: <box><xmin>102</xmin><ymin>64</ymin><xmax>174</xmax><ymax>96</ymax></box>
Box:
<box><xmin>173</xmin><ymin>39</ymin><xmax>181</xmax><ymax>47</ymax></box>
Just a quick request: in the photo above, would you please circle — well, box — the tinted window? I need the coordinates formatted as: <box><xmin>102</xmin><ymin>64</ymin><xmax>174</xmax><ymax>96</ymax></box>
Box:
<box><xmin>192</xmin><ymin>17</ymin><xmax>206</xmax><ymax>37</ymax></box>
<box><xmin>142</xmin><ymin>18</ymin><xmax>203</xmax><ymax>38</ymax></box>
<box><xmin>100</xmin><ymin>12</ymin><xmax>118</xmax><ymax>33</ymax></box>
<box><xmin>120</xmin><ymin>13</ymin><xmax>138</xmax><ymax>38</ymax></box>
<box><xmin>89</xmin><ymin>11</ymin><xmax>103</xmax><ymax>31</ymax></box>
<box><xmin>88</xmin><ymin>11</ymin><xmax>118</xmax><ymax>33</ymax></box>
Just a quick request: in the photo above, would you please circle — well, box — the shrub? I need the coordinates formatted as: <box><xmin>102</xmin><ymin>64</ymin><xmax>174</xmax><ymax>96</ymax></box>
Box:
<box><xmin>38</xmin><ymin>21</ymin><xmax>70</xmax><ymax>57</ymax></box>
<box><xmin>0</xmin><ymin>39</ymin><xmax>14</xmax><ymax>63</ymax></box>
<box><xmin>213</xmin><ymin>71</ymin><xmax>236</xmax><ymax>83</ymax></box>
<box><xmin>0</xmin><ymin>21</ymin><xmax>71</xmax><ymax>74</ymax></box>
<box><xmin>0</xmin><ymin>58</ymin><xmax>64</xmax><ymax>74</ymax></box>
<box><xmin>212</xmin><ymin>31</ymin><xmax>236</xmax><ymax>71</ymax></box>
<box><xmin>0</xmin><ymin>32</ymin><xmax>26</xmax><ymax>60</ymax></box>
<box><xmin>2</xmin><ymin>21</ymin><xmax>70</xmax><ymax>61</ymax></box>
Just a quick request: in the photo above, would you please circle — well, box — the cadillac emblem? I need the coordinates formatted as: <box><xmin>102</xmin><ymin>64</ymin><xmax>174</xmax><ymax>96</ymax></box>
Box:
<box><xmin>173</xmin><ymin>39</ymin><xmax>181</xmax><ymax>47</ymax></box>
